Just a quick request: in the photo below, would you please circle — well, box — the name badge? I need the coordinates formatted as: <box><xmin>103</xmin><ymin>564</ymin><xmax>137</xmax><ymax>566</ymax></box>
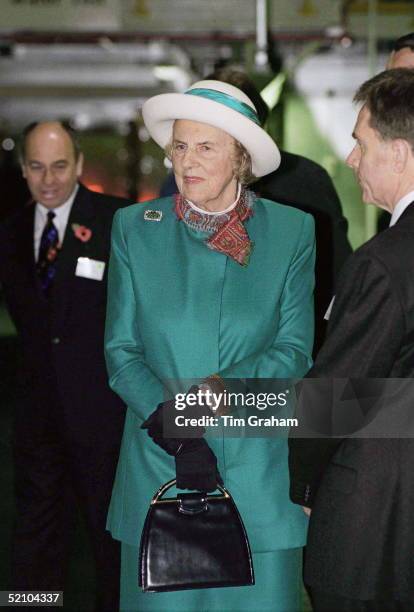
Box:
<box><xmin>75</xmin><ymin>257</ymin><xmax>105</xmax><ymax>281</ymax></box>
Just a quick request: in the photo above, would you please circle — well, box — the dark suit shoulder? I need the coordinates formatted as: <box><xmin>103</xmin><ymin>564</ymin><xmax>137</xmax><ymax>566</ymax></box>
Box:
<box><xmin>254</xmin><ymin>150</ymin><xmax>341</xmax><ymax>212</ymax></box>
<box><xmin>79</xmin><ymin>185</ymin><xmax>134</xmax><ymax>216</ymax></box>
<box><xmin>279</xmin><ymin>150</ymin><xmax>331</xmax><ymax>178</ymax></box>
<box><xmin>351</xmin><ymin>213</ymin><xmax>414</xmax><ymax>275</ymax></box>
<box><xmin>0</xmin><ymin>202</ymin><xmax>33</xmax><ymax>230</ymax></box>
<box><xmin>0</xmin><ymin>204</ymin><xmax>34</xmax><ymax>256</ymax></box>
<box><xmin>333</xmin><ymin>234</ymin><xmax>397</xmax><ymax>306</ymax></box>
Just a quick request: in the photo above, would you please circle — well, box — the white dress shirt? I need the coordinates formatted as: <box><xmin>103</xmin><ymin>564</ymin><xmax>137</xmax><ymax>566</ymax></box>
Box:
<box><xmin>34</xmin><ymin>185</ymin><xmax>79</xmax><ymax>261</ymax></box>
<box><xmin>390</xmin><ymin>190</ymin><xmax>414</xmax><ymax>227</ymax></box>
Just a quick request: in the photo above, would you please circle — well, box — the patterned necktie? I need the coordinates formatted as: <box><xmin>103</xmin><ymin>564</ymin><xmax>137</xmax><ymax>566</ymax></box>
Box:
<box><xmin>37</xmin><ymin>210</ymin><xmax>59</xmax><ymax>293</ymax></box>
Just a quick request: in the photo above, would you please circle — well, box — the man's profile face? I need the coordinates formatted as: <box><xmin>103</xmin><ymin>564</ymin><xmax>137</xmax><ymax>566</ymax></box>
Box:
<box><xmin>387</xmin><ymin>47</ymin><xmax>414</xmax><ymax>69</ymax></box>
<box><xmin>22</xmin><ymin>122</ymin><xmax>83</xmax><ymax>209</ymax></box>
<box><xmin>346</xmin><ymin>105</ymin><xmax>395</xmax><ymax>211</ymax></box>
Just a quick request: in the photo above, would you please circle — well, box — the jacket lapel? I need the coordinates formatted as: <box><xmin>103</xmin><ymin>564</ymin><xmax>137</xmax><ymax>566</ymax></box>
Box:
<box><xmin>53</xmin><ymin>183</ymin><xmax>95</xmax><ymax>280</ymax></box>
<box><xmin>50</xmin><ymin>184</ymin><xmax>95</xmax><ymax>330</ymax></box>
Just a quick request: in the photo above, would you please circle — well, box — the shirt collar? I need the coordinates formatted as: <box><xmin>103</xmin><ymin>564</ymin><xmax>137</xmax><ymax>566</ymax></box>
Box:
<box><xmin>185</xmin><ymin>183</ymin><xmax>241</xmax><ymax>217</ymax></box>
<box><xmin>390</xmin><ymin>190</ymin><xmax>414</xmax><ymax>227</ymax></box>
<box><xmin>36</xmin><ymin>183</ymin><xmax>79</xmax><ymax>219</ymax></box>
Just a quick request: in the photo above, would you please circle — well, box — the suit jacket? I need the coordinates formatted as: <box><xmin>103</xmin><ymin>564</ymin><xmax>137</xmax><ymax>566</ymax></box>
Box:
<box><xmin>289</xmin><ymin>202</ymin><xmax>414</xmax><ymax>600</ymax></box>
<box><xmin>0</xmin><ymin>183</ymin><xmax>132</xmax><ymax>447</ymax></box>
<box><xmin>104</xmin><ymin>195</ymin><xmax>315</xmax><ymax>552</ymax></box>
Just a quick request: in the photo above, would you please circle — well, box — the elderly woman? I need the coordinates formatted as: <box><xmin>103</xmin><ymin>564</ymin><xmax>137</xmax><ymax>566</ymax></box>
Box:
<box><xmin>105</xmin><ymin>80</ymin><xmax>315</xmax><ymax>612</ymax></box>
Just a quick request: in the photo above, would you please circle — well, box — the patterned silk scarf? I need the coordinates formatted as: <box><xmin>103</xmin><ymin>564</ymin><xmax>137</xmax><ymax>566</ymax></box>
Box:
<box><xmin>174</xmin><ymin>189</ymin><xmax>255</xmax><ymax>267</ymax></box>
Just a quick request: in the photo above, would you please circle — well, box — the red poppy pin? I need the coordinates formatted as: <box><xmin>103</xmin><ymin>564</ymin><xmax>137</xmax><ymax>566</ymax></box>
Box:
<box><xmin>72</xmin><ymin>223</ymin><xmax>92</xmax><ymax>243</ymax></box>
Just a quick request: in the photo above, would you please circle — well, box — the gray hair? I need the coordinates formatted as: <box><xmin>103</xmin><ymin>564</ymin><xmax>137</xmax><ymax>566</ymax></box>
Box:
<box><xmin>354</xmin><ymin>68</ymin><xmax>414</xmax><ymax>151</ymax></box>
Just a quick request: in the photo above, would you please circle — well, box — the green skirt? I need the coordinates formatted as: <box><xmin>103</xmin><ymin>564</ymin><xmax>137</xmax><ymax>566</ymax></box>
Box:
<box><xmin>121</xmin><ymin>544</ymin><xmax>303</xmax><ymax>612</ymax></box>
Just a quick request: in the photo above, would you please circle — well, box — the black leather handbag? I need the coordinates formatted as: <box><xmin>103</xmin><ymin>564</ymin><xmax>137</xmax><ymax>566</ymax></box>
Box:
<box><xmin>139</xmin><ymin>479</ymin><xmax>255</xmax><ymax>592</ymax></box>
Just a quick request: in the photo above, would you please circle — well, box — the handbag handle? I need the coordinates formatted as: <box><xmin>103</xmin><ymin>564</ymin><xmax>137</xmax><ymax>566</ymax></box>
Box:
<box><xmin>151</xmin><ymin>479</ymin><xmax>230</xmax><ymax>504</ymax></box>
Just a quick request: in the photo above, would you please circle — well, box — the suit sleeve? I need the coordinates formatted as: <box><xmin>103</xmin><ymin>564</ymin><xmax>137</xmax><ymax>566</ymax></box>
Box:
<box><xmin>312</xmin><ymin>252</ymin><xmax>404</xmax><ymax>378</ymax></box>
<box><xmin>104</xmin><ymin>210</ymin><xmax>165</xmax><ymax>422</ymax></box>
<box><xmin>288</xmin><ymin>251</ymin><xmax>405</xmax><ymax>506</ymax></box>
<box><xmin>218</xmin><ymin>213</ymin><xmax>315</xmax><ymax>379</ymax></box>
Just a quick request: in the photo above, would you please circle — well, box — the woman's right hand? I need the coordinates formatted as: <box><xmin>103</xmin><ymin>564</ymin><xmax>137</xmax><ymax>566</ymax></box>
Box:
<box><xmin>175</xmin><ymin>439</ymin><xmax>223</xmax><ymax>493</ymax></box>
<box><xmin>141</xmin><ymin>386</ymin><xmax>210</xmax><ymax>454</ymax></box>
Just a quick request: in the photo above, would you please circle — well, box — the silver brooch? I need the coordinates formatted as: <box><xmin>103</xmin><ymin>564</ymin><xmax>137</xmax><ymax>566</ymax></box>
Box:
<box><xmin>144</xmin><ymin>210</ymin><xmax>163</xmax><ymax>222</ymax></box>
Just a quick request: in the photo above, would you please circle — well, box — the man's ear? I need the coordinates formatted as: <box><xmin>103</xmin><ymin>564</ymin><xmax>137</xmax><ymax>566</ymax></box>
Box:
<box><xmin>76</xmin><ymin>153</ymin><xmax>84</xmax><ymax>177</ymax></box>
<box><xmin>392</xmin><ymin>139</ymin><xmax>409</xmax><ymax>174</ymax></box>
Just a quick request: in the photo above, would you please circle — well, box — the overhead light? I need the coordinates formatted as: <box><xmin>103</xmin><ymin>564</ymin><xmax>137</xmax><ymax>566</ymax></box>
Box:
<box><xmin>325</xmin><ymin>25</ymin><xmax>346</xmax><ymax>39</ymax></box>
<box><xmin>73</xmin><ymin>113</ymin><xmax>91</xmax><ymax>129</ymax></box>
<box><xmin>2</xmin><ymin>137</ymin><xmax>15</xmax><ymax>151</ymax></box>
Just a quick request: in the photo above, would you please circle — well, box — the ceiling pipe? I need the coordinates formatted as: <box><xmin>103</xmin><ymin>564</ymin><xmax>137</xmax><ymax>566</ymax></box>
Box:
<box><xmin>0</xmin><ymin>30</ymin><xmax>341</xmax><ymax>46</ymax></box>
<box><xmin>255</xmin><ymin>0</ymin><xmax>269</xmax><ymax>71</ymax></box>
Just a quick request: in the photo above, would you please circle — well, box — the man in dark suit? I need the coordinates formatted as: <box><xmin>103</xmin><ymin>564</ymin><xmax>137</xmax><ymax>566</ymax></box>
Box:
<box><xmin>0</xmin><ymin>121</ymin><xmax>133</xmax><ymax>610</ymax></box>
<box><xmin>289</xmin><ymin>69</ymin><xmax>414</xmax><ymax>610</ymax></box>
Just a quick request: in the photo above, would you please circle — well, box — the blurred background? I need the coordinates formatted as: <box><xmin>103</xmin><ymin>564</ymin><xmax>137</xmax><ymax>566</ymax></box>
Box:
<box><xmin>1</xmin><ymin>0</ymin><xmax>414</xmax><ymax>608</ymax></box>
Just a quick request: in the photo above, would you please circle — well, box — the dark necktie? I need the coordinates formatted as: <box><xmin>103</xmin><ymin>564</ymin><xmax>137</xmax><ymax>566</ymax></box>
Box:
<box><xmin>37</xmin><ymin>210</ymin><xmax>59</xmax><ymax>293</ymax></box>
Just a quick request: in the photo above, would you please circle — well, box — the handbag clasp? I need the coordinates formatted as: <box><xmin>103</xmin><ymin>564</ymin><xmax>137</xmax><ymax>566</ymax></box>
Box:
<box><xmin>178</xmin><ymin>493</ymin><xmax>208</xmax><ymax>515</ymax></box>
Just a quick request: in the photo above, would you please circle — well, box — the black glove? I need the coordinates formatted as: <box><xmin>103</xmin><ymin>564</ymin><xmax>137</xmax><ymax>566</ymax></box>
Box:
<box><xmin>141</xmin><ymin>401</ymin><xmax>185</xmax><ymax>456</ymax></box>
<box><xmin>141</xmin><ymin>386</ymin><xmax>209</xmax><ymax>455</ymax></box>
<box><xmin>175</xmin><ymin>438</ymin><xmax>223</xmax><ymax>492</ymax></box>
<box><xmin>141</xmin><ymin>387</ymin><xmax>223</xmax><ymax>491</ymax></box>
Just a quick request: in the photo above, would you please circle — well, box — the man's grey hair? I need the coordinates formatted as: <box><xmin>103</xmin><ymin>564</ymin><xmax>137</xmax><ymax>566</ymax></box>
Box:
<box><xmin>354</xmin><ymin>68</ymin><xmax>414</xmax><ymax>151</ymax></box>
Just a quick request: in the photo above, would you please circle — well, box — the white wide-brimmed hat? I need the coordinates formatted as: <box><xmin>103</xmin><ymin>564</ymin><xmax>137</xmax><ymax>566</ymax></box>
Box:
<box><xmin>142</xmin><ymin>79</ymin><xmax>281</xmax><ymax>177</ymax></box>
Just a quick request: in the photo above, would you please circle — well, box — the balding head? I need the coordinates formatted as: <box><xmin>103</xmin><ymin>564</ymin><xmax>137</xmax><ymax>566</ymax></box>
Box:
<box><xmin>21</xmin><ymin>121</ymin><xmax>81</xmax><ymax>162</ymax></box>
<box><xmin>21</xmin><ymin>121</ymin><xmax>83</xmax><ymax>209</ymax></box>
<box><xmin>387</xmin><ymin>32</ymin><xmax>414</xmax><ymax>69</ymax></box>
<box><xmin>387</xmin><ymin>47</ymin><xmax>414</xmax><ymax>69</ymax></box>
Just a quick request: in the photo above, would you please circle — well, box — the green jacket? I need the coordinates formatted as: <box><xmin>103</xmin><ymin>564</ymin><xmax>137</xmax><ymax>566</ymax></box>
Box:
<box><xmin>105</xmin><ymin>195</ymin><xmax>315</xmax><ymax>551</ymax></box>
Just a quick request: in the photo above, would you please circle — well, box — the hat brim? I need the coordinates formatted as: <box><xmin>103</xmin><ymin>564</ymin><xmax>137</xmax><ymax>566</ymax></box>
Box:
<box><xmin>142</xmin><ymin>92</ymin><xmax>281</xmax><ymax>178</ymax></box>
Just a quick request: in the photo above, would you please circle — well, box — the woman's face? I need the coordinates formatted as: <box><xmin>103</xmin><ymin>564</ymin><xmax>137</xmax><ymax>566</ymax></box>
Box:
<box><xmin>171</xmin><ymin>119</ymin><xmax>238</xmax><ymax>212</ymax></box>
